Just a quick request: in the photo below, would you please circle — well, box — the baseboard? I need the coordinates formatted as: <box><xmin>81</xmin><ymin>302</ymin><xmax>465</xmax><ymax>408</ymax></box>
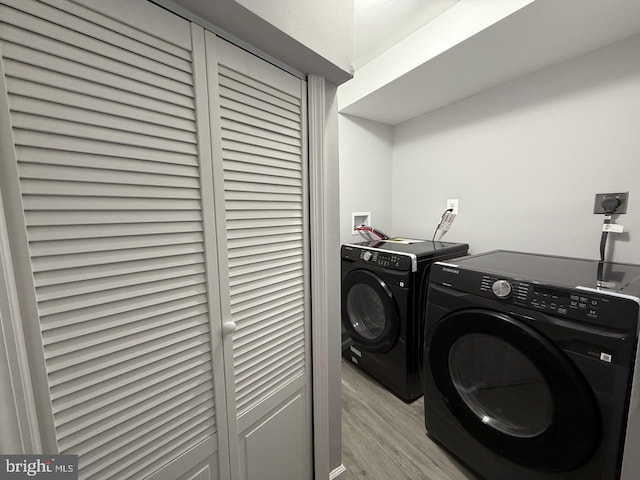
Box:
<box><xmin>329</xmin><ymin>464</ymin><xmax>347</xmax><ymax>480</ymax></box>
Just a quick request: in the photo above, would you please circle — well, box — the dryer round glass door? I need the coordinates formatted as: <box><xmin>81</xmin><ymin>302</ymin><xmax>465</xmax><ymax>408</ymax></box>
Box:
<box><xmin>428</xmin><ymin>308</ymin><xmax>601</xmax><ymax>472</ymax></box>
<box><xmin>342</xmin><ymin>269</ymin><xmax>399</xmax><ymax>352</ymax></box>
<box><xmin>448</xmin><ymin>333</ymin><xmax>554</xmax><ymax>438</ymax></box>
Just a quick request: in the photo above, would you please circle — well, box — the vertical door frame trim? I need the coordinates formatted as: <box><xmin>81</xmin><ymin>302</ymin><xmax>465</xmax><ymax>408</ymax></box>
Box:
<box><xmin>300</xmin><ymin>75</ymin><xmax>314</xmax><ymax>480</ymax></box>
<box><xmin>0</xmin><ymin>178</ymin><xmax>41</xmax><ymax>454</ymax></box>
<box><xmin>0</xmin><ymin>44</ymin><xmax>50</xmax><ymax>454</ymax></box>
<box><xmin>203</xmin><ymin>30</ymin><xmax>243</xmax><ymax>480</ymax></box>
<box><xmin>308</xmin><ymin>74</ymin><xmax>331</xmax><ymax>480</ymax></box>
<box><xmin>191</xmin><ymin>23</ymin><xmax>233</xmax><ymax>480</ymax></box>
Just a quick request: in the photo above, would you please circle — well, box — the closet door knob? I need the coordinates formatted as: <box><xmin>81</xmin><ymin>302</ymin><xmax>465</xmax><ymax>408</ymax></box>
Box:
<box><xmin>222</xmin><ymin>321</ymin><xmax>237</xmax><ymax>335</ymax></box>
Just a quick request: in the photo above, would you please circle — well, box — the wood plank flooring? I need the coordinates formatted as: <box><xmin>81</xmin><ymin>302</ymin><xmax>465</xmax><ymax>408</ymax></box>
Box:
<box><xmin>341</xmin><ymin>359</ymin><xmax>477</xmax><ymax>480</ymax></box>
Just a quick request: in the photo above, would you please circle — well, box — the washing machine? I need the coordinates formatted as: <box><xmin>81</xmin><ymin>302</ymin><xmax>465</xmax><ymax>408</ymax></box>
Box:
<box><xmin>341</xmin><ymin>239</ymin><xmax>468</xmax><ymax>402</ymax></box>
<box><xmin>423</xmin><ymin>250</ymin><xmax>640</xmax><ymax>480</ymax></box>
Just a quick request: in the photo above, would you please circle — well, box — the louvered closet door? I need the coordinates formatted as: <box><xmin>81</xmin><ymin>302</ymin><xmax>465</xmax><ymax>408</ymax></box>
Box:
<box><xmin>206</xmin><ymin>36</ymin><xmax>312</xmax><ymax>480</ymax></box>
<box><xmin>0</xmin><ymin>1</ymin><xmax>228</xmax><ymax>479</ymax></box>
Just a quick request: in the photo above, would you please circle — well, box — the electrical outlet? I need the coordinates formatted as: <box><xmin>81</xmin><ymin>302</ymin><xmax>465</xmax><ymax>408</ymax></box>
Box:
<box><xmin>446</xmin><ymin>199</ymin><xmax>459</xmax><ymax>215</ymax></box>
<box><xmin>593</xmin><ymin>192</ymin><xmax>629</xmax><ymax>214</ymax></box>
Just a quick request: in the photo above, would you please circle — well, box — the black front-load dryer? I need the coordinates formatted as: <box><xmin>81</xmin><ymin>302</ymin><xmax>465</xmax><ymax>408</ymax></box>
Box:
<box><xmin>423</xmin><ymin>250</ymin><xmax>640</xmax><ymax>480</ymax></box>
<box><xmin>341</xmin><ymin>239</ymin><xmax>468</xmax><ymax>402</ymax></box>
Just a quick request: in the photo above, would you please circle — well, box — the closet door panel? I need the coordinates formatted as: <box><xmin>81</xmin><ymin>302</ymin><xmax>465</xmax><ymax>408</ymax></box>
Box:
<box><xmin>0</xmin><ymin>1</ymin><xmax>226</xmax><ymax>479</ymax></box>
<box><xmin>207</xmin><ymin>35</ymin><xmax>311</xmax><ymax>480</ymax></box>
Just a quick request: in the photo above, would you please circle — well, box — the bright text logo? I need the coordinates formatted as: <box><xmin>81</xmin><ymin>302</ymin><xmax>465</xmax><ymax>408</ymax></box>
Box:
<box><xmin>0</xmin><ymin>455</ymin><xmax>77</xmax><ymax>480</ymax></box>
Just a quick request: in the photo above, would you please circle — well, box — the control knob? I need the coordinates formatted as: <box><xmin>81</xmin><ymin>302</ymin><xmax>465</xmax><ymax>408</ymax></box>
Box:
<box><xmin>492</xmin><ymin>279</ymin><xmax>512</xmax><ymax>298</ymax></box>
<box><xmin>362</xmin><ymin>251</ymin><xmax>372</xmax><ymax>261</ymax></box>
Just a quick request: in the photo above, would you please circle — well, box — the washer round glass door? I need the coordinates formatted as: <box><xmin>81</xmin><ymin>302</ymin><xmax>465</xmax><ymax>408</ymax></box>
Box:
<box><xmin>428</xmin><ymin>308</ymin><xmax>601</xmax><ymax>472</ymax></box>
<box><xmin>342</xmin><ymin>269</ymin><xmax>399</xmax><ymax>352</ymax></box>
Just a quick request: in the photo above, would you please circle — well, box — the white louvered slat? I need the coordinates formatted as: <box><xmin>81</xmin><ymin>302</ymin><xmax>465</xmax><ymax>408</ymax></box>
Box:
<box><xmin>219</xmin><ymin>100</ymin><xmax>301</xmax><ymax>138</ymax></box>
<box><xmin>0</xmin><ymin>11</ymin><xmax>192</xmax><ymax>88</ymax></box>
<box><xmin>226</xmin><ymin>224</ymin><xmax>302</xmax><ymax>240</ymax></box>
<box><xmin>1</xmin><ymin>43</ymin><xmax>195</xmax><ymax>108</ymax></box>
<box><xmin>233</xmin><ymin>311</ymin><xmax>303</xmax><ymax>355</ymax></box>
<box><xmin>11</xmin><ymin>114</ymin><xmax>198</xmax><ymax>154</ymax></box>
<box><xmin>41</xmin><ymin>284</ymin><xmax>208</xmax><ymax>333</ymax></box>
<box><xmin>30</xmin><ymin>233</ymin><xmax>204</xmax><ymax>257</ymax></box>
<box><xmin>74</xmin><ymin>390</ymin><xmax>213</xmax><ymax>458</ymax></box>
<box><xmin>226</xmin><ymin>216</ymin><xmax>302</xmax><ymax>230</ymax></box>
<box><xmin>234</xmin><ymin>331</ymin><xmax>304</xmax><ymax>388</ymax></box>
<box><xmin>78</xmin><ymin>397</ymin><xmax>214</xmax><ymax>473</ymax></box>
<box><xmin>8</xmin><ymin>79</ymin><xmax>196</xmax><ymax>132</ymax></box>
<box><xmin>231</xmin><ymin>292</ymin><xmax>303</xmax><ymax>325</ymax></box>
<box><xmin>33</xmin><ymin>254</ymin><xmax>206</xmax><ymax>287</ymax></box>
<box><xmin>219</xmin><ymin>85</ymin><xmax>300</xmax><ymax>122</ymax></box>
<box><xmin>51</xmin><ymin>348</ymin><xmax>211</xmax><ymax>411</ymax></box>
<box><xmin>0</xmin><ymin>1</ymin><xmax>218</xmax><ymax>478</ymax></box>
<box><xmin>10</xmin><ymin>97</ymin><xmax>198</xmax><ymax>143</ymax></box>
<box><xmin>227</xmin><ymin>249</ymin><xmax>303</xmax><ymax>270</ymax></box>
<box><xmin>223</xmin><ymin>152</ymin><xmax>301</xmax><ymax>172</ymax></box>
<box><xmin>221</xmin><ymin>129</ymin><xmax>300</xmax><ymax>155</ymax></box>
<box><xmin>223</xmin><ymin>141</ymin><xmax>300</xmax><ymax>163</ymax></box>
<box><xmin>13</xmin><ymin>132</ymin><xmax>198</xmax><ymax>166</ymax></box>
<box><xmin>26</xmin><ymin>210</ymin><xmax>204</xmax><ymax>227</ymax></box>
<box><xmin>235</xmin><ymin>361</ymin><xmax>304</xmax><ymax>413</ymax></box>
<box><xmin>54</xmin><ymin>356</ymin><xmax>213</xmax><ymax>430</ymax></box>
<box><xmin>16</xmin><ymin>147</ymin><xmax>200</xmax><ymax>177</ymax></box>
<box><xmin>50</xmin><ymin>335</ymin><xmax>211</xmax><ymax>402</ymax></box>
<box><xmin>19</xmin><ymin>163</ymin><xmax>201</xmax><ymax>189</ymax></box>
<box><xmin>219</xmin><ymin>66</ymin><xmax>300</xmax><ymax>110</ymax></box>
<box><xmin>0</xmin><ymin>2</ymin><xmax>193</xmax><ymax>80</ymax></box>
<box><xmin>217</xmin><ymin>64</ymin><xmax>306</xmax><ymax>418</ymax></box>
<box><xmin>4</xmin><ymin>63</ymin><xmax>195</xmax><ymax>120</ymax></box>
<box><xmin>229</xmin><ymin>263</ymin><xmax>302</xmax><ymax>288</ymax></box>
<box><xmin>38</xmin><ymin>275</ymin><xmax>206</xmax><ymax>318</ymax></box>
<box><xmin>79</xmin><ymin>407</ymin><xmax>214</xmax><ymax>478</ymax></box>
<box><xmin>227</xmin><ymin>242</ymin><xmax>303</xmax><ymax>261</ymax></box>
<box><xmin>41</xmin><ymin>0</ymin><xmax>192</xmax><ymax>60</ymax></box>
<box><xmin>37</xmin><ymin>263</ymin><xmax>206</xmax><ymax>302</ymax></box>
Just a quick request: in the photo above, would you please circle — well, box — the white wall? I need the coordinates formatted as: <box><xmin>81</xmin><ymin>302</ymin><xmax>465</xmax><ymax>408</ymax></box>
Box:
<box><xmin>162</xmin><ymin>0</ymin><xmax>353</xmax><ymax>84</ymax></box>
<box><xmin>338</xmin><ymin>116</ymin><xmax>393</xmax><ymax>244</ymax></box>
<box><xmin>234</xmin><ymin>0</ymin><xmax>353</xmax><ymax>75</ymax></box>
<box><xmin>338</xmin><ymin>0</ymin><xmax>533</xmax><ymax>120</ymax></box>
<box><xmin>391</xmin><ymin>34</ymin><xmax>640</xmax><ymax>264</ymax></box>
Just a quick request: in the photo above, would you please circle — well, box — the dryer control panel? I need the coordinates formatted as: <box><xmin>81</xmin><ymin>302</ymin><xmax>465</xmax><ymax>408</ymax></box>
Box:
<box><xmin>478</xmin><ymin>275</ymin><xmax>605</xmax><ymax>319</ymax></box>
<box><xmin>431</xmin><ymin>264</ymin><xmax>639</xmax><ymax>331</ymax></box>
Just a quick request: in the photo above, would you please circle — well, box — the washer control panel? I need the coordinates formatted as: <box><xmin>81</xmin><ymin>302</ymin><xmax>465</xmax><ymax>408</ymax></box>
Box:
<box><xmin>342</xmin><ymin>245</ymin><xmax>412</xmax><ymax>271</ymax></box>
<box><xmin>358</xmin><ymin>250</ymin><xmax>406</xmax><ymax>269</ymax></box>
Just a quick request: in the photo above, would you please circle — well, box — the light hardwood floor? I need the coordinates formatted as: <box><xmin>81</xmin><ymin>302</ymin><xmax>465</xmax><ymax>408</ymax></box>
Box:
<box><xmin>341</xmin><ymin>359</ymin><xmax>477</xmax><ymax>480</ymax></box>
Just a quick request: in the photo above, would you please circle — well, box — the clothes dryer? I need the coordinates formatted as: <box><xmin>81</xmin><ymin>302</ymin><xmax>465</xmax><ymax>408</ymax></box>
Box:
<box><xmin>342</xmin><ymin>239</ymin><xmax>468</xmax><ymax>402</ymax></box>
<box><xmin>424</xmin><ymin>250</ymin><xmax>640</xmax><ymax>479</ymax></box>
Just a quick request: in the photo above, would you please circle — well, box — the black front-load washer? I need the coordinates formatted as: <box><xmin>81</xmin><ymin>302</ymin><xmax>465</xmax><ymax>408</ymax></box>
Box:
<box><xmin>423</xmin><ymin>250</ymin><xmax>640</xmax><ymax>480</ymax></box>
<box><xmin>341</xmin><ymin>239</ymin><xmax>468</xmax><ymax>402</ymax></box>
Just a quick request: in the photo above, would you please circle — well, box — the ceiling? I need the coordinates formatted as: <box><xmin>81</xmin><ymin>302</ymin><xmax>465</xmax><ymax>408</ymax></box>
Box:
<box><xmin>353</xmin><ymin>0</ymin><xmax>459</xmax><ymax>69</ymax></box>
